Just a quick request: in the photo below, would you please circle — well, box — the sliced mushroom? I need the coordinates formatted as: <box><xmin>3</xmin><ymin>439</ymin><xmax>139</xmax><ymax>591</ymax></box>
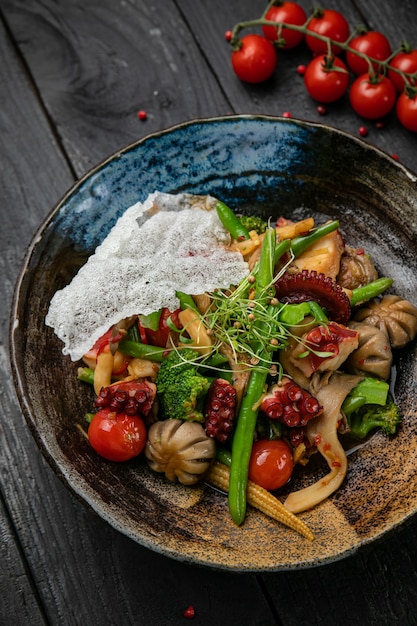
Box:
<box><xmin>145</xmin><ymin>420</ymin><xmax>216</xmax><ymax>486</ymax></box>
<box><xmin>284</xmin><ymin>371</ymin><xmax>362</xmax><ymax>514</ymax></box>
<box><xmin>344</xmin><ymin>321</ymin><xmax>393</xmax><ymax>380</ymax></box>
<box><xmin>354</xmin><ymin>294</ymin><xmax>417</xmax><ymax>349</ymax></box>
<box><xmin>337</xmin><ymin>245</ymin><xmax>379</xmax><ymax>290</ymax></box>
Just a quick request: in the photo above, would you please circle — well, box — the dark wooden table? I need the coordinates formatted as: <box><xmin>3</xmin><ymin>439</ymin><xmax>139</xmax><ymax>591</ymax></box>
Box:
<box><xmin>2</xmin><ymin>1</ymin><xmax>417</xmax><ymax>624</ymax></box>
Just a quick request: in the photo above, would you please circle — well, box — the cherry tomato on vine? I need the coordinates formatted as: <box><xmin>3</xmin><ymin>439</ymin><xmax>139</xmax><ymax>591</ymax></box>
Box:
<box><xmin>388</xmin><ymin>48</ymin><xmax>417</xmax><ymax>93</ymax></box>
<box><xmin>304</xmin><ymin>55</ymin><xmax>349</xmax><ymax>103</ymax></box>
<box><xmin>346</xmin><ymin>31</ymin><xmax>392</xmax><ymax>75</ymax></box>
<box><xmin>349</xmin><ymin>74</ymin><xmax>397</xmax><ymax>120</ymax></box>
<box><xmin>88</xmin><ymin>407</ymin><xmax>147</xmax><ymax>462</ymax></box>
<box><xmin>305</xmin><ymin>9</ymin><xmax>350</xmax><ymax>55</ymax></box>
<box><xmin>248</xmin><ymin>438</ymin><xmax>294</xmax><ymax>491</ymax></box>
<box><xmin>262</xmin><ymin>1</ymin><xmax>307</xmax><ymax>50</ymax></box>
<box><xmin>396</xmin><ymin>91</ymin><xmax>417</xmax><ymax>132</ymax></box>
<box><xmin>231</xmin><ymin>34</ymin><xmax>277</xmax><ymax>84</ymax></box>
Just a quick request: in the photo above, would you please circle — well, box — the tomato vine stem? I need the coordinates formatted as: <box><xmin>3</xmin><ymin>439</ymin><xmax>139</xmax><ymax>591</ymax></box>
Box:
<box><xmin>229</xmin><ymin>17</ymin><xmax>417</xmax><ymax>86</ymax></box>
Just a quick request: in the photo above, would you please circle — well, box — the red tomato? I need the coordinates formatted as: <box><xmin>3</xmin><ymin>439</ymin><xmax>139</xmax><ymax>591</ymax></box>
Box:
<box><xmin>145</xmin><ymin>308</ymin><xmax>181</xmax><ymax>348</ymax></box>
<box><xmin>88</xmin><ymin>407</ymin><xmax>147</xmax><ymax>462</ymax></box>
<box><xmin>388</xmin><ymin>49</ymin><xmax>417</xmax><ymax>93</ymax></box>
<box><xmin>304</xmin><ymin>55</ymin><xmax>349</xmax><ymax>103</ymax></box>
<box><xmin>305</xmin><ymin>9</ymin><xmax>350</xmax><ymax>55</ymax></box>
<box><xmin>396</xmin><ymin>92</ymin><xmax>417</xmax><ymax>132</ymax></box>
<box><xmin>248</xmin><ymin>439</ymin><xmax>294</xmax><ymax>491</ymax></box>
<box><xmin>349</xmin><ymin>74</ymin><xmax>397</xmax><ymax>119</ymax></box>
<box><xmin>231</xmin><ymin>34</ymin><xmax>277</xmax><ymax>84</ymax></box>
<box><xmin>346</xmin><ymin>31</ymin><xmax>392</xmax><ymax>75</ymax></box>
<box><xmin>262</xmin><ymin>2</ymin><xmax>307</xmax><ymax>50</ymax></box>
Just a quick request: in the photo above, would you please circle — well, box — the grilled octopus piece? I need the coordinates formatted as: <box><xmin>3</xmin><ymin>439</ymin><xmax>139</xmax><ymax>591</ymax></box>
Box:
<box><xmin>275</xmin><ymin>269</ymin><xmax>351</xmax><ymax>325</ymax></box>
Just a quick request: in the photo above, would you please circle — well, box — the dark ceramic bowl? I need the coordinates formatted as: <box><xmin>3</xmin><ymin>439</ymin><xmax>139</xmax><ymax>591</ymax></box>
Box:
<box><xmin>10</xmin><ymin>115</ymin><xmax>417</xmax><ymax>571</ymax></box>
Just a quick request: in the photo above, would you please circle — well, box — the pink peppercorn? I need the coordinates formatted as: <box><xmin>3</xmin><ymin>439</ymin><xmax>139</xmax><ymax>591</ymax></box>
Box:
<box><xmin>297</xmin><ymin>64</ymin><xmax>306</xmax><ymax>76</ymax></box>
<box><xmin>358</xmin><ymin>126</ymin><xmax>368</xmax><ymax>137</ymax></box>
<box><xmin>317</xmin><ymin>105</ymin><xmax>327</xmax><ymax>115</ymax></box>
<box><xmin>224</xmin><ymin>30</ymin><xmax>233</xmax><ymax>41</ymax></box>
<box><xmin>282</xmin><ymin>111</ymin><xmax>292</xmax><ymax>118</ymax></box>
<box><xmin>137</xmin><ymin>110</ymin><xmax>147</xmax><ymax>121</ymax></box>
<box><xmin>184</xmin><ymin>605</ymin><xmax>195</xmax><ymax>619</ymax></box>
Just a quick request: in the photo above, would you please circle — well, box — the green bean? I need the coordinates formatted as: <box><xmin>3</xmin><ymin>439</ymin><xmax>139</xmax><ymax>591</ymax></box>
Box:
<box><xmin>308</xmin><ymin>301</ymin><xmax>329</xmax><ymax>324</ymax></box>
<box><xmin>77</xmin><ymin>367</ymin><xmax>95</xmax><ymax>385</ymax></box>
<box><xmin>118</xmin><ymin>339</ymin><xmax>166</xmax><ymax>362</ymax></box>
<box><xmin>119</xmin><ymin>338</ymin><xmax>229</xmax><ymax>371</ymax></box>
<box><xmin>273</xmin><ymin>238</ymin><xmax>291</xmax><ymax>265</ymax></box>
<box><xmin>228</xmin><ymin>227</ymin><xmax>276</xmax><ymax>525</ymax></box>
<box><xmin>216</xmin><ymin>200</ymin><xmax>250</xmax><ymax>241</ymax></box>
<box><xmin>291</xmin><ymin>220</ymin><xmax>339</xmax><ymax>257</ymax></box>
<box><xmin>350</xmin><ymin>277</ymin><xmax>393</xmax><ymax>307</ymax></box>
<box><xmin>228</xmin><ymin>366</ymin><xmax>270</xmax><ymax>525</ymax></box>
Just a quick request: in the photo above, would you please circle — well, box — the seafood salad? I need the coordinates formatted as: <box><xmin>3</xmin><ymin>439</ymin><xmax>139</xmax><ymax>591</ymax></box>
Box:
<box><xmin>46</xmin><ymin>192</ymin><xmax>417</xmax><ymax>539</ymax></box>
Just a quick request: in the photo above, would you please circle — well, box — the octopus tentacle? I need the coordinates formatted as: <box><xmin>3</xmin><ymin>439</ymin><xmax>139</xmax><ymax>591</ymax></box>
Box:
<box><xmin>275</xmin><ymin>269</ymin><xmax>351</xmax><ymax>325</ymax></box>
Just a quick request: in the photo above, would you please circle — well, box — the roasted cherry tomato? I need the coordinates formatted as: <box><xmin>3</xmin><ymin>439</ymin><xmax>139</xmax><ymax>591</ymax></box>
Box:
<box><xmin>231</xmin><ymin>34</ymin><xmax>277</xmax><ymax>84</ymax></box>
<box><xmin>88</xmin><ymin>407</ymin><xmax>147</xmax><ymax>462</ymax></box>
<box><xmin>396</xmin><ymin>91</ymin><xmax>417</xmax><ymax>132</ymax></box>
<box><xmin>248</xmin><ymin>438</ymin><xmax>294</xmax><ymax>491</ymax></box>
<box><xmin>145</xmin><ymin>307</ymin><xmax>182</xmax><ymax>348</ymax></box>
<box><xmin>346</xmin><ymin>30</ymin><xmax>392</xmax><ymax>75</ymax></box>
<box><xmin>388</xmin><ymin>48</ymin><xmax>417</xmax><ymax>93</ymax></box>
<box><xmin>304</xmin><ymin>55</ymin><xmax>349</xmax><ymax>103</ymax></box>
<box><xmin>262</xmin><ymin>1</ymin><xmax>307</xmax><ymax>50</ymax></box>
<box><xmin>349</xmin><ymin>74</ymin><xmax>397</xmax><ymax>119</ymax></box>
<box><xmin>305</xmin><ymin>9</ymin><xmax>350</xmax><ymax>55</ymax></box>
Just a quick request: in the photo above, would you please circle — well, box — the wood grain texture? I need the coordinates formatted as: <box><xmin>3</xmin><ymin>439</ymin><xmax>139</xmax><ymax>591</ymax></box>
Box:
<box><xmin>1</xmin><ymin>0</ymin><xmax>417</xmax><ymax>624</ymax></box>
<box><xmin>177</xmin><ymin>0</ymin><xmax>417</xmax><ymax>174</ymax></box>
<box><xmin>1</xmin><ymin>0</ymin><xmax>231</xmax><ymax>176</ymax></box>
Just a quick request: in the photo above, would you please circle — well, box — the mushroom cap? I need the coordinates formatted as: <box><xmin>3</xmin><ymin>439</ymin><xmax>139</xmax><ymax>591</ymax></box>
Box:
<box><xmin>145</xmin><ymin>419</ymin><xmax>216</xmax><ymax>486</ymax></box>
<box><xmin>345</xmin><ymin>321</ymin><xmax>393</xmax><ymax>380</ymax></box>
<box><xmin>354</xmin><ymin>295</ymin><xmax>417</xmax><ymax>349</ymax></box>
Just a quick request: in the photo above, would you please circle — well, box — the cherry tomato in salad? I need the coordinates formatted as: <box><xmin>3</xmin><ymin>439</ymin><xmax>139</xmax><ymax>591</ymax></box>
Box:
<box><xmin>396</xmin><ymin>91</ymin><xmax>417</xmax><ymax>132</ymax></box>
<box><xmin>262</xmin><ymin>1</ymin><xmax>307</xmax><ymax>50</ymax></box>
<box><xmin>346</xmin><ymin>30</ymin><xmax>392</xmax><ymax>75</ymax></box>
<box><xmin>305</xmin><ymin>9</ymin><xmax>350</xmax><ymax>55</ymax></box>
<box><xmin>88</xmin><ymin>407</ymin><xmax>147</xmax><ymax>462</ymax></box>
<box><xmin>388</xmin><ymin>48</ymin><xmax>417</xmax><ymax>93</ymax></box>
<box><xmin>231</xmin><ymin>34</ymin><xmax>277</xmax><ymax>84</ymax></box>
<box><xmin>349</xmin><ymin>74</ymin><xmax>397</xmax><ymax>120</ymax></box>
<box><xmin>145</xmin><ymin>307</ymin><xmax>182</xmax><ymax>348</ymax></box>
<box><xmin>248</xmin><ymin>438</ymin><xmax>294</xmax><ymax>491</ymax></box>
<box><xmin>304</xmin><ymin>55</ymin><xmax>349</xmax><ymax>103</ymax></box>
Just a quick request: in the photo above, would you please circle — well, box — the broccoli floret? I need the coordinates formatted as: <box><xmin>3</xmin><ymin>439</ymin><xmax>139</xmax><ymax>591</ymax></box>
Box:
<box><xmin>347</xmin><ymin>395</ymin><xmax>401</xmax><ymax>439</ymax></box>
<box><xmin>238</xmin><ymin>215</ymin><xmax>267</xmax><ymax>235</ymax></box>
<box><xmin>156</xmin><ymin>348</ymin><xmax>210</xmax><ymax>422</ymax></box>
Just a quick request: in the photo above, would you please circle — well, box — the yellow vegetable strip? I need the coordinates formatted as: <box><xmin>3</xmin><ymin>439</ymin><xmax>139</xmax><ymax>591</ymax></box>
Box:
<box><xmin>206</xmin><ymin>461</ymin><xmax>314</xmax><ymax>541</ymax></box>
<box><xmin>93</xmin><ymin>350</ymin><xmax>114</xmax><ymax>395</ymax></box>
<box><xmin>178</xmin><ymin>308</ymin><xmax>213</xmax><ymax>355</ymax></box>
<box><xmin>275</xmin><ymin>217</ymin><xmax>315</xmax><ymax>240</ymax></box>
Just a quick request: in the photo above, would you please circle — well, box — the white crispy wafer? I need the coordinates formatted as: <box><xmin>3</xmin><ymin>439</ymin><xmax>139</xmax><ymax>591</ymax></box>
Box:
<box><xmin>45</xmin><ymin>192</ymin><xmax>249</xmax><ymax>361</ymax></box>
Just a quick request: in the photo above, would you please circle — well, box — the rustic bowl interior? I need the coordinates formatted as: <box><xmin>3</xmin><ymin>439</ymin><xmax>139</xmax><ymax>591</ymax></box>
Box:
<box><xmin>10</xmin><ymin>115</ymin><xmax>417</xmax><ymax>571</ymax></box>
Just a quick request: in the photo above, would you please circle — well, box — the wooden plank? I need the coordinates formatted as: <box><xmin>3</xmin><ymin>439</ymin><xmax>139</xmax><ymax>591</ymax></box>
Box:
<box><xmin>0</xmin><ymin>494</ymin><xmax>46</xmax><ymax>625</ymax></box>
<box><xmin>0</xmin><ymin>4</ymin><xmax>277</xmax><ymax>626</ymax></box>
<box><xmin>1</xmin><ymin>0</ymin><xmax>231</xmax><ymax>176</ymax></box>
<box><xmin>177</xmin><ymin>0</ymin><xmax>417</xmax><ymax>174</ymax></box>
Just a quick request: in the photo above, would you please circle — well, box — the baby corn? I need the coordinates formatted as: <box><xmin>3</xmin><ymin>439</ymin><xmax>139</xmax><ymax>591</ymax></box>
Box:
<box><xmin>206</xmin><ymin>461</ymin><xmax>314</xmax><ymax>541</ymax></box>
